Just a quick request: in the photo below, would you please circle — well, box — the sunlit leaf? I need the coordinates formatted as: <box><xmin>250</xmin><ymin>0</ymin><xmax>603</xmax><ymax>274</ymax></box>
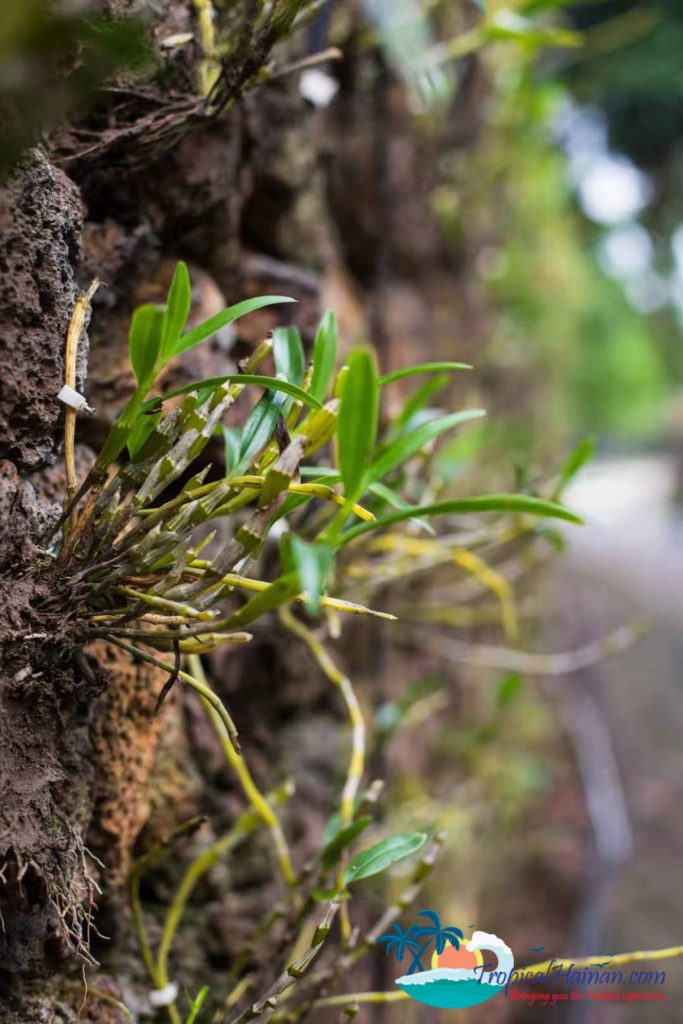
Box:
<box><xmin>171</xmin><ymin>295</ymin><xmax>296</xmax><ymax>357</ymax></box>
<box><xmin>128</xmin><ymin>304</ymin><xmax>164</xmax><ymax>386</ymax></box>
<box><xmin>369</xmin><ymin>410</ymin><xmax>486</xmax><ymax>482</ymax></box>
<box><xmin>184</xmin><ymin>985</ymin><xmax>210</xmax><ymax>1024</ymax></box>
<box><xmin>343</xmin><ymin>832</ymin><xmax>427</xmax><ymax>885</ymax></box>
<box><xmin>338</xmin><ymin>347</ymin><xmax>379</xmax><ymax>499</ymax></box>
<box><xmin>339</xmin><ymin>494</ymin><xmax>583</xmax><ymax>545</ymax></box>
<box><xmin>378</xmin><ymin>361</ymin><xmax>471</xmax><ymax>384</ymax></box>
<box><xmin>161</xmin><ymin>260</ymin><xmax>192</xmax><ymax>362</ymax></box>
<box><xmin>228</xmin><ymin>574</ymin><xmax>300</xmax><ymax>628</ymax></box>
<box><xmin>142</xmin><ymin>375</ymin><xmax>321</xmax><ymax>411</ymax></box>
<box><xmin>273</xmin><ymin>325</ymin><xmax>306</xmax><ymax>385</ymax></box>
<box><xmin>310</xmin><ymin>310</ymin><xmax>338</xmax><ymax>403</ymax></box>
<box><xmin>486</xmin><ymin>11</ymin><xmax>581</xmax><ymax>48</ymax></box>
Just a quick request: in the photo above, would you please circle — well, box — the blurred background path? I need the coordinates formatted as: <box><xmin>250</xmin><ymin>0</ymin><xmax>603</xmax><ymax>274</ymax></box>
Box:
<box><xmin>561</xmin><ymin>454</ymin><xmax>683</xmax><ymax>1022</ymax></box>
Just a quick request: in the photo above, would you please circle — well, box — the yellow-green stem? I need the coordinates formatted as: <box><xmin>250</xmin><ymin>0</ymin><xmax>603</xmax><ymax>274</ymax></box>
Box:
<box><xmin>108</xmin><ymin>639</ymin><xmax>240</xmax><ymax>749</ymax></box>
<box><xmin>188</xmin><ymin>655</ymin><xmax>296</xmax><ymax>886</ymax></box>
<box><xmin>278</xmin><ymin>608</ymin><xmax>365</xmax><ymax>939</ymax></box>
<box><xmin>524</xmin><ymin>945</ymin><xmax>683</xmax><ymax>976</ymax></box>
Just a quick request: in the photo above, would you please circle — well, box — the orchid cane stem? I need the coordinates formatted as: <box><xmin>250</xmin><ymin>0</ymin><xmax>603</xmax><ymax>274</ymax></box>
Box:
<box><xmin>279</xmin><ymin>607</ymin><xmax>365</xmax><ymax>940</ymax></box>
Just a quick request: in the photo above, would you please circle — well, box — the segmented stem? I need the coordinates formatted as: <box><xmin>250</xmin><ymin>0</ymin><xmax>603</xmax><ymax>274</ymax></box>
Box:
<box><xmin>227</xmin><ymin>899</ymin><xmax>340</xmax><ymax>1024</ymax></box>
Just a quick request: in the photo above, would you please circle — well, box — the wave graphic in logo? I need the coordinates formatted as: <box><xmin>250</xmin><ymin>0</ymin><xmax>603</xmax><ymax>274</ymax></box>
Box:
<box><xmin>395</xmin><ymin>930</ymin><xmax>514</xmax><ymax>1010</ymax></box>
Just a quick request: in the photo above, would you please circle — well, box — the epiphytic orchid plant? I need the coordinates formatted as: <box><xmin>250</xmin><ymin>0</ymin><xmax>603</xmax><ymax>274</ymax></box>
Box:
<box><xmin>52</xmin><ymin>262</ymin><xmax>582</xmax><ymax>1021</ymax></box>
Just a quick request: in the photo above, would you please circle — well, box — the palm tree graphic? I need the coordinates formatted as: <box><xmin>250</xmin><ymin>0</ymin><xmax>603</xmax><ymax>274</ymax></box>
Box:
<box><xmin>405</xmin><ymin>910</ymin><xmax>464</xmax><ymax>974</ymax></box>
<box><xmin>377</xmin><ymin>922</ymin><xmax>421</xmax><ymax>964</ymax></box>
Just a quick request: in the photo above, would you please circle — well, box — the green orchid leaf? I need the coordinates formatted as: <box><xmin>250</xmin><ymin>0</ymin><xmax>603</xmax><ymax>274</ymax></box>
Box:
<box><xmin>142</xmin><ymin>375</ymin><xmax>321</xmax><ymax>411</ymax></box>
<box><xmin>321</xmin><ymin>816</ymin><xmax>373</xmax><ymax>870</ymax></box>
<box><xmin>289</xmin><ymin>536</ymin><xmax>334</xmax><ymax>613</ymax></box>
<box><xmin>184</xmin><ymin>985</ymin><xmax>210</xmax><ymax>1024</ymax></box>
<box><xmin>386</xmin><ymin>372</ymin><xmax>450</xmax><ymax>442</ymax></box>
<box><xmin>494</xmin><ymin>671</ymin><xmax>524</xmax><ymax>712</ymax></box>
<box><xmin>300</xmin><ymin>467</ymin><xmax>342</xmax><ymax>480</ymax></box>
<box><xmin>228</xmin><ymin>574</ymin><xmax>300</xmax><ymax>628</ymax></box>
<box><xmin>378</xmin><ymin>361</ymin><xmax>471</xmax><ymax>384</ymax></box>
<box><xmin>339</xmin><ymin>494</ymin><xmax>583</xmax><ymax>545</ymax></box>
<box><xmin>171</xmin><ymin>295</ymin><xmax>296</xmax><ymax>358</ymax></box>
<box><xmin>551</xmin><ymin>436</ymin><xmax>595</xmax><ymax>498</ymax></box>
<box><xmin>127</xmin><ymin>411</ymin><xmax>160</xmax><ymax>459</ymax></box>
<box><xmin>273</xmin><ymin>325</ymin><xmax>306</xmax><ymax>386</ymax></box>
<box><xmin>161</xmin><ymin>260</ymin><xmax>192</xmax><ymax>362</ymax></box>
<box><xmin>368</xmin><ymin>482</ymin><xmax>435</xmax><ymax>534</ymax></box>
<box><xmin>310</xmin><ymin>310</ymin><xmax>338</xmax><ymax>403</ymax></box>
<box><xmin>128</xmin><ymin>304</ymin><xmax>164</xmax><ymax>387</ymax></box>
<box><xmin>322</xmin><ymin>798</ymin><xmax>363</xmax><ymax>845</ymax></box>
<box><xmin>369</xmin><ymin>409</ymin><xmax>486</xmax><ymax>483</ymax></box>
<box><xmin>343</xmin><ymin>832</ymin><xmax>427</xmax><ymax>886</ymax></box>
<box><xmin>222</xmin><ymin>426</ymin><xmax>241</xmax><ymax>474</ymax></box>
<box><xmin>237</xmin><ymin>389</ymin><xmax>287</xmax><ymax>473</ymax></box>
<box><xmin>279</xmin><ymin>533</ymin><xmax>295</xmax><ymax>575</ymax></box>
<box><xmin>338</xmin><ymin>347</ymin><xmax>379</xmax><ymax>499</ymax></box>
<box><xmin>376</xmin><ymin>672</ymin><xmax>446</xmax><ymax>738</ymax></box>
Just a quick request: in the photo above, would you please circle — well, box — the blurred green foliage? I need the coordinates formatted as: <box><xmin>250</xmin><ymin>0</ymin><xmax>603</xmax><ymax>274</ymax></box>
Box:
<box><xmin>567</xmin><ymin>0</ymin><xmax>683</xmax><ymax>169</ymax></box>
<box><xmin>432</xmin><ymin>38</ymin><xmax>668</xmax><ymax>445</ymax></box>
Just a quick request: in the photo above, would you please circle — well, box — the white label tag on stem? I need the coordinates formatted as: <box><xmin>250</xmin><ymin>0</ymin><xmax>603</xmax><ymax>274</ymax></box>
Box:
<box><xmin>57</xmin><ymin>384</ymin><xmax>94</xmax><ymax>414</ymax></box>
<box><xmin>150</xmin><ymin>982</ymin><xmax>179</xmax><ymax>1007</ymax></box>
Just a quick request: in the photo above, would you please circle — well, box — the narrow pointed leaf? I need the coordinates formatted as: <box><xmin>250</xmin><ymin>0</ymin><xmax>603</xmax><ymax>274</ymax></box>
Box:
<box><xmin>161</xmin><ymin>260</ymin><xmax>192</xmax><ymax>361</ymax></box>
<box><xmin>128</xmin><ymin>304</ymin><xmax>164</xmax><ymax>386</ymax></box>
<box><xmin>300</xmin><ymin>467</ymin><xmax>342</xmax><ymax>480</ymax></box>
<box><xmin>551</xmin><ymin>436</ymin><xmax>595</xmax><ymax>498</ymax></box>
<box><xmin>339</xmin><ymin>494</ymin><xmax>583</xmax><ymax>545</ymax></box>
<box><xmin>171</xmin><ymin>295</ymin><xmax>296</xmax><ymax>357</ymax></box>
<box><xmin>369</xmin><ymin>410</ymin><xmax>486</xmax><ymax>483</ymax></box>
<box><xmin>273</xmin><ymin>325</ymin><xmax>306</xmax><ymax>385</ymax></box>
<box><xmin>142</xmin><ymin>375</ymin><xmax>322</xmax><ymax>411</ymax></box>
<box><xmin>228</xmin><ymin>574</ymin><xmax>300</xmax><ymax>628</ymax></box>
<box><xmin>387</xmin><ymin>373</ymin><xmax>450</xmax><ymax>441</ymax></box>
<box><xmin>338</xmin><ymin>347</ymin><xmax>379</xmax><ymax>499</ymax></box>
<box><xmin>184</xmin><ymin>986</ymin><xmax>210</xmax><ymax>1024</ymax></box>
<box><xmin>310</xmin><ymin>310</ymin><xmax>338</xmax><ymax>402</ymax></box>
<box><xmin>378</xmin><ymin>361</ymin><xmax>471</xmax><ymax>384</ymax></box>
<box><xmin>368</xmin><ymin>482</ymin><xmax>435</xmax><ymax>534</ymax></box>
